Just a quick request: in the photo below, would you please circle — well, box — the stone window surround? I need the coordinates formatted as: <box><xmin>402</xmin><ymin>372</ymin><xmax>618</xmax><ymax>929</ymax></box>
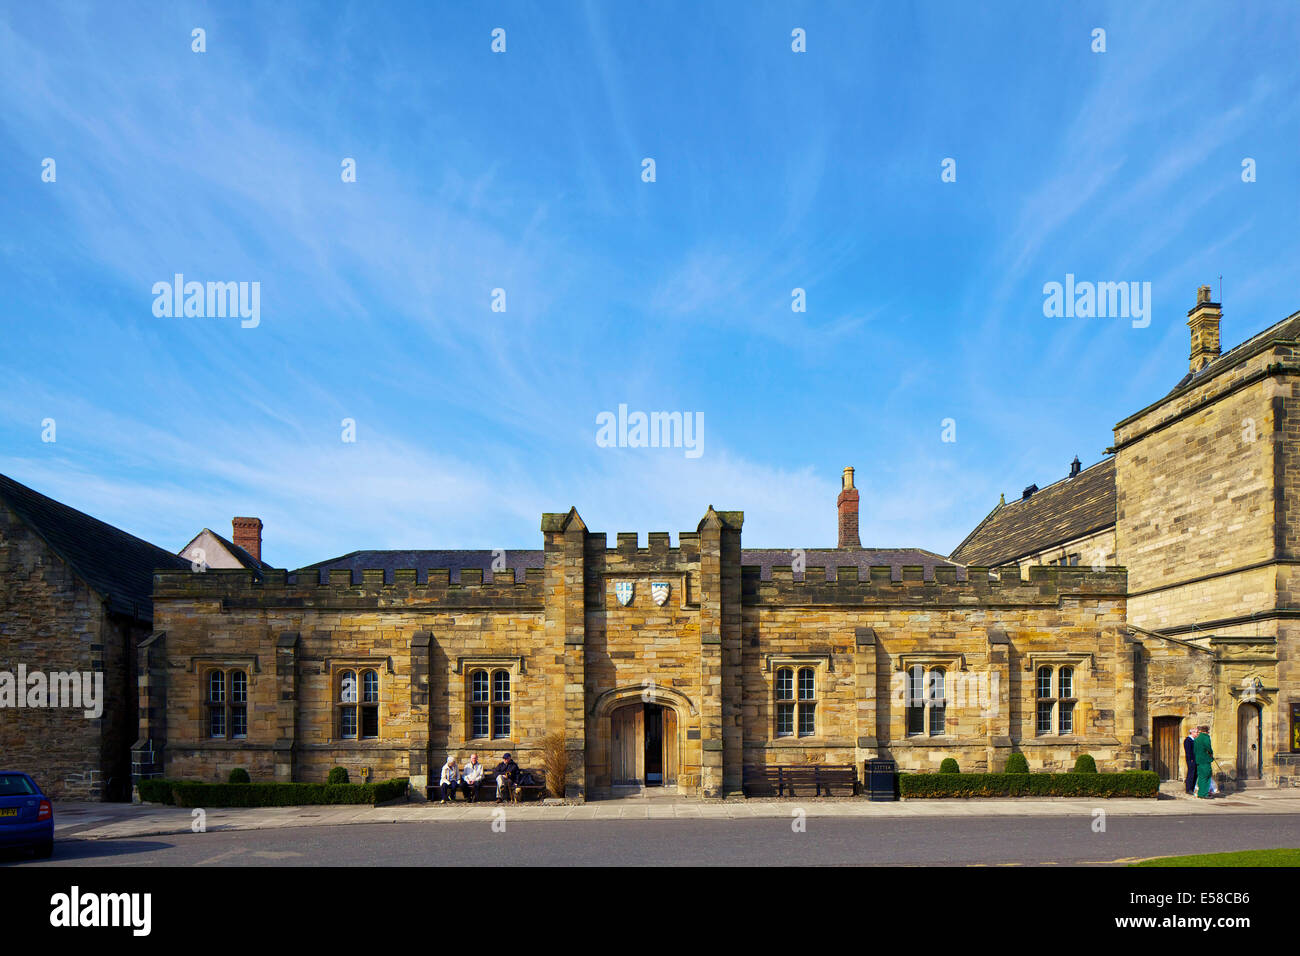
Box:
<box><xmin>329</xmin><ymin>658</ymin><xmax>386</xmax><ymax>742</ymax></box>
<box><xmin>901</xmin><ymin>662</ymin><xmax>950</xmax><ymax>737</ymax></box>
<box><xmin>460</xmin><ymin>657</ymin><xmax>520</xmax><ymax>744</ymax></box>
<box><xmin>766</xmin><ymin>655</ymin><xmax>827</xmax><ymax>741</ymax></box>
<box><xmin>1031</xmin><ymin>658</ymin><xmax>1084</xmax><ymax>737</ymax></box>
<box><xmin>201</xmin><ymin>664</ymin><xmax>250</xmax><ymax>741</ymax></box>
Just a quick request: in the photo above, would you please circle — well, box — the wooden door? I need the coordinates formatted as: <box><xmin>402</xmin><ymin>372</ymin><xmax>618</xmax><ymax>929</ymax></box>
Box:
<box><xmin>1152</xmin><ymin>716</ymin><xmax>1181</xmax><ymax>780</ymax></box>
<box><xmin>663</xmin><ymin>707</ymin><xmax>678</xmax><ymax>786</ymax></box>
<box><xmin>611</xmin><ymin>705</ymin><xmax>643</xmax><ymax>785</ymax></box>
<box><xmin>1237</xmin><ymin>704</ymin><xmax>1261</xmax><ymax>779</ymax></box>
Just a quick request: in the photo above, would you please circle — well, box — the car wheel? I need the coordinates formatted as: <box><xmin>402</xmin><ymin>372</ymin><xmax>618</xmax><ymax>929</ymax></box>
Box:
<box><xmin>34</xmin><ymin>840</ymin><xmax>53</xmax><ymax>859</ymax></box>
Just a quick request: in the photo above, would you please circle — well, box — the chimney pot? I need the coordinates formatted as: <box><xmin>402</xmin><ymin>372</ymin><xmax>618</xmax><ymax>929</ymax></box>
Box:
<box><xmin>837</xmin><ymin>466</ymin><xmax>861</xmax><ymax>548</ymax></box>
<box><xmin>232</xmin><ymin>517</ymin><xmax>263</xmax><ymax>563</ymax></box>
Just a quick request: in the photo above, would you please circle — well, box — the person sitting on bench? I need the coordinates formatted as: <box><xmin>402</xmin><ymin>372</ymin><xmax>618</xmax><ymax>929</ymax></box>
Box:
<box><xmin>495</xmin><ymin>752</ymin><xmax>520</xmax><ymax>802</ymax></box>
<box><xmin>460</xmin><ymin>753</ymin><xmax>484</xmax><ymax>803</ymax></box>
<box><xmin>438</xmin><ymin>755</ymin><xmax>460</xmax><ymax>804</ymax></box>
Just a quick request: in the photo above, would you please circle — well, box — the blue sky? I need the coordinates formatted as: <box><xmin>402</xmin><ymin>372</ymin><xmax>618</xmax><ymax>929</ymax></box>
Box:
<box><xmin>1</xmin><ymin>1</ymin><xmax>1297</xmax><ymax>569</ymax></box>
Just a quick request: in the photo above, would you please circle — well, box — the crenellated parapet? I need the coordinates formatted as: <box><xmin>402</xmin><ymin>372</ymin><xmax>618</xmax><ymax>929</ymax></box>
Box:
<box><xmin>743</xmin><ymin>563</ymin><xmax>1127</xmax><ymax>606</ymax></box>
<box><xmin>152</xmin><ymin>565</ymin><xmax>546</xmax><ymax>609</ymax></box>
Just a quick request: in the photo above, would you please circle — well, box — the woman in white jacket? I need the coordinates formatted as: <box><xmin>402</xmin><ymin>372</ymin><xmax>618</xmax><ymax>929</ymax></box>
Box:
<box><xmin>438</xmin><ymin>756</ymin><xmax>460</xmax><ymax>804</ymax></box>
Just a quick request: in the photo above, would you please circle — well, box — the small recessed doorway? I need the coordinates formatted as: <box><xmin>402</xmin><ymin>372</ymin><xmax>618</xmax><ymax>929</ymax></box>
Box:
<box><xmin>611</xmin><ymin>701</ymin><xmax>678</xmax><ymax>787</ymax></box>
<box><xmin>1152</xmin><ymin>716</ymin><xmax>1183</xmax><ymax>781</ymax></box>
<box><xmin>1237</xmin><ymin>702</ymin><xmax>1262</xmax><ymax>781</ymax></box>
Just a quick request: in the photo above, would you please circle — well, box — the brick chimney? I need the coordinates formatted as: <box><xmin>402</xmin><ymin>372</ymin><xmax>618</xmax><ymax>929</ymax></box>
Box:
<box><xmin>232</xmin><ymin>517</ymin><xmax>263</xmax><ymax>563</ymax></box>
<box><xmin>837</xmin><ymin>466</ymin><xmax>861</xmax><ymax>549</ymax></box>
<box><xmin>1187</xmin><ymin>285</ymin><xmax>1222</xmax><ymax>373</ymax></box>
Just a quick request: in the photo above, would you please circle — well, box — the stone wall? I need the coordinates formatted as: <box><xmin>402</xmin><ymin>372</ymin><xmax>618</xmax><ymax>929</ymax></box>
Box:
<box><xmin>151</xmin><ymin>517</ymin><xmax>1138</xmax><ymax>797</ymax></box>
<box><xmin>0</xmin><ymin>501</ymin><xmax>116</xmax><ymax>799</ymax></box>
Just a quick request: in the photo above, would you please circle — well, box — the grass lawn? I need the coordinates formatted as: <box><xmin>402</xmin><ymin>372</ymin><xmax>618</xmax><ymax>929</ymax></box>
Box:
<box><xmin>1132</xmin><ymin>848</ymin><xmax>1300</xmax><ymax>867</ymax></box>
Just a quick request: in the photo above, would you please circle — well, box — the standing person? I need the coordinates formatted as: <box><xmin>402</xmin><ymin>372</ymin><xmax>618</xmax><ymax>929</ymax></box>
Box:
<box><xmin>494</xmin><ymin>752</ymin><xmax>520</xmax><ymax>803</ymax></box>
<box><xmin>1194</xmin><ymin>724</ymin><xmax>1215</xmax><ymax>798</ymax></box>
<box><xmin>460</xmin><ymin>753</ymin><xmax>484</xmax><ymax>803</ymax></box>
<box><xmin>438</xmin><ymin>755</ymin><xmax>460</xmax><ymax>804</ymax></box>
<box><xmin>1183</xmin><ymin>726</ymin><xmax>1198</xmax><ymax>795</ymax></box>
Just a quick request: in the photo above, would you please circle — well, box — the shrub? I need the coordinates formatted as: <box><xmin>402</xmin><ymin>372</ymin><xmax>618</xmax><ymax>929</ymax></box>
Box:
<box><xmin>327</xmin><ymin>766</ymin><xmax>350</xmax><ymax>785</ymax></box>
<box><xmin>137</xmin><ymin>779</ymin><xmax>174</xmax><ymax>805</ymax></box>
<box><xmin>1005</xmin><ymin>753</ymin><xmax>1029</xmax><ymax>773</ymax></box>
<box><xmin>1073</xmin><ymin>754</ymin><xmax>1098</xmax><ymax>773</ymax></box>
<box><xmin>372</xmin><ymin>777</ymin><xmax>409</xmax><ymax>803</ymax></box>
<box><xmin>228</xmin><ymin>768</ymin><xmax>251</xmax><ymax>784</ymax></box>
<box><xmin>899</xmin><ymin>771</ymin><xmax>1158</xmax><ymax>799</ymax></box>
<box><xmin>939</xmin><ymin>758</ymin><xmax>960</xmax><ymax>774</ymax></box>
<box><xmin>167</xmin><ymin>778</ymin><xmax>409</xmax><ymax>808</ymax></box>
<box><xmin>539</xmin><ymin>731</ymin><xmax>568</xmax><ymax>797</ymax></box>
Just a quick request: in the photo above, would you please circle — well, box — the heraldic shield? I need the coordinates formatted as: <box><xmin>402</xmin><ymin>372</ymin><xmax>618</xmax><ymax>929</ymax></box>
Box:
<box><xmin>651</xmin><ymin>581</ymin><xmax>671</xmax><ymax>606</ymax></box>
<box><xmin>614</xmin><ymin>580</ymin><xmax>635</xmax><ymax>606</ymax></box>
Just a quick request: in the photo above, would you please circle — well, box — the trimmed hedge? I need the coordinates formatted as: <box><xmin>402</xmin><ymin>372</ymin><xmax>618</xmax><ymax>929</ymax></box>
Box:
<box><xmin>899</xmin><ymin>771</ymin><xmax>1159</xmax><ymax>799</ymax></box>
<box><xmin>228</xmin><ymin>768</ymin><xmax>251</xmax><ymax>784</ymax></box>
<box><xmin>327</xmin><ymin>766</ymin><xmax>350</xmax><ymax>785</ymax></box>
<box><xmin>137</xmin><ymin>779</ymin><xmax>175</xmax><ymax>805</ymax></box>
<box><xmin>938</xmin><ymin>758</ymin><xmax>960</xmax><ymax>774</ymax></box>
<box><xmin>1004</xmin><ymin>753</ymin><xmax>1029</xmax><ymax>773</ymax></box>
<box><xmin>161</xmin><ymin>778</ymin><xmax>408</xmax><ymax>808</ymax></box>
<box><xmin>1073</xmin><ymin>754</ymin><xmax>1098</xmax><ymax>773</ymax></box>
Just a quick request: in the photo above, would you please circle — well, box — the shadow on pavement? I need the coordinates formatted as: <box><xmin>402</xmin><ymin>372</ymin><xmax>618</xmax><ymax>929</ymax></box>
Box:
<box><xmin>0</xmin><ymin>838</ymin><xmax>177</xmax><ymax>866</ymax></box>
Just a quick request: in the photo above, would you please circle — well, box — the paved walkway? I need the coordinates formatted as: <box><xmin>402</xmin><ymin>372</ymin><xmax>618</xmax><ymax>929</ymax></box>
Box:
<box><xmin>51</xmin><ymin>786</ymin><xmax>1300</xmax><ymax>841</ymax></box>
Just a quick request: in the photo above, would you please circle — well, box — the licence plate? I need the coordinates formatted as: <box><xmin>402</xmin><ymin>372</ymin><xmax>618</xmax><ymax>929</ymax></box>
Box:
<box><xmin>0</xmin><ymin>809</ymin><xmax>18</xmax><ymax>817</ymax></box>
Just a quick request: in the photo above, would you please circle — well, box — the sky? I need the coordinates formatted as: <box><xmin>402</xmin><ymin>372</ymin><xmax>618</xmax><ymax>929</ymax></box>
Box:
<box><xmin>1</xmin><ymin>1</ymin><xmax>1297</xmax><ymax>570</ymax></box>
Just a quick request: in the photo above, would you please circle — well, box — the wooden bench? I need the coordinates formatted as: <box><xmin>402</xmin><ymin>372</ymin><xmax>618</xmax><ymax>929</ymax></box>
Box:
<box><xmin>742</xmin><ymin>764</ymin><xmax>858</xmax><ymax>797</ymax></box>
<box><xmin>485</xmin><ymin>768</ymin><xmax>548</xmax><ymax>802</ymax></box>
<box><xmin>426</xmin><ymin>768</ymin><xmax>549</xmax><ymax>803</ymax></box>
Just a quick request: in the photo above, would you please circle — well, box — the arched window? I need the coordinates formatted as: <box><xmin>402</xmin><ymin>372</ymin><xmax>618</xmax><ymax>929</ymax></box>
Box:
<box><xmin>1036</xmin><ymin>665</ymin><xmax>1076</xmax><ymax>736</ymax></box>
<box><xmin>470</xmin><ymin>669</ymin><xmax>490</xmax><ymax>738</ymax></box>
<box><xmin>339</xmin><ymin>670</ymin><xmax>358</xmax><ymax>738</ymax></box>
<box><xmin>775</xmin><ymin>667</ymin><xmax>795</xmax><ymax>737</ymax></box>
<box><xmin>797</xmin><ymin>667</ymin><xmax>816</xmax><ymax>737</ymax></box>
<box><xmin>206</xmin><ymin>668</ymin><xmax>247</xmax><ymax>739</ymax></box>
<box><xmin>491</xmin><ymin>670</ymin><xmax>511</xmax><ymax>739</ymax></box>
<box><xmin>927</xmin><ymin>667</ymin><xmax>946</xmax><ymax>735</ymax></box>
<box><xmin>1057</xmin><ymin>666</ymin><xmax>1075</xmax><ymax>734</ymax></box>
<box><xmin>469</xmin><ymin>669</ymin><xmax>511</xmax><ymax>740</ymax></box>
<box><xmin>360</xmin><ymin>669</ymin><xmax>380</xmax><ymax>739</ymax></box>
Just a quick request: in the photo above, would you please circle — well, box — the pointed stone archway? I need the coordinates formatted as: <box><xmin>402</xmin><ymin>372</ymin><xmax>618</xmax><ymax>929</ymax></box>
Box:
<box><xmin>589</xmin><ymin>684</ymin><xmax>697</xmax><ymax>795</ymax></box>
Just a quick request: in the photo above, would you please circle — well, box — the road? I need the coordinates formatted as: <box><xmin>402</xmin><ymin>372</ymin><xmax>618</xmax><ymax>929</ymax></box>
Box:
<box><xmin>5</xmin><ymin>813</ymin><xmax>1299</xmax><ymax>866</ymax></box>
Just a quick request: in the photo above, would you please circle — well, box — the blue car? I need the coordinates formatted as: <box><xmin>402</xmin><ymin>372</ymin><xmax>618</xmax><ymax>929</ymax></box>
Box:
<box><xmin>0</xmin><ymin>772</ymin><xmax>54</xmax><ymax>859</ymax></box>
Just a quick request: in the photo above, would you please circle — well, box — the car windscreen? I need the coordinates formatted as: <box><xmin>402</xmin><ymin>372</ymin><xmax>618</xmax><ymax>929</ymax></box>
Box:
<box><xmin>0</xmin><ymin>774</ymin><xmax>38</xmax><ymax>796</ymax></box>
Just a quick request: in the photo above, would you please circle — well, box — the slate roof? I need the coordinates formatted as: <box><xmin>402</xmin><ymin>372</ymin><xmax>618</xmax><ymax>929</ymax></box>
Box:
<box><xmin>300</xmin><ymin>546</ymin><xmax>961</xmax><ymax>584</ymax></box>
<box><xmin>949</xmin><ymin>458</ymin><xmax>1116</xmax><ymax>568</ymax></box>
<box><xmin>297</xmin><ymin>550</ymin><xmax>545</xmax><ymax>584</ymax></box>
<box><xmin>741</xmin><ymin>548</ymin><xmax>962</xmax><ymax>581</ymax></box>
<box><xmin>0</xmin><ymin>472</ymin><xmax>191</xmax><ymax>622</ymax></box>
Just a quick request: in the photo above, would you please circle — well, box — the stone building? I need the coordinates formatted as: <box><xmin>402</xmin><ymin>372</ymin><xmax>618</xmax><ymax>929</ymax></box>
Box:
<box><xmin>137</xmin><ymin>287</ymin><xmax>1299</xmax><ymax>797</ymax></box>
<box><xmin>0</xmin><ymin>474</ymin><xmax>190</xmax><ymax>799</ymax></box>
<box><xmin>953</xmin><ymin>287</ymin><xmax>1300</xmax><ymax>788</ymax></box>
<box><xmin>7</xmin><ymin>287</ymin><xmax>1297</xmax><ymax>800</ymax></box>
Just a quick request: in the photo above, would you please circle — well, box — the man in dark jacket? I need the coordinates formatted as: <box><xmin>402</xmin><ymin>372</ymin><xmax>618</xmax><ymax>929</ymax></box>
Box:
<box><xmin>494</xmin><ymin>752</ymin><xmax>520</xmax><ymax>803</ymax></box>
<box><xmin>1183</xmin><ymin>727</ymin><xmax>1198</xmax><ymax>795</ymax></box>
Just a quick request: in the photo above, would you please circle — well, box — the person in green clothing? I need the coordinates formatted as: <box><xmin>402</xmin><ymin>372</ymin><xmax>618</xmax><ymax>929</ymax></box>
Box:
<box><xmin>1194</xmin><ymin>724</ymin><xmax>1215</xmax><ymax>798</ymax></box>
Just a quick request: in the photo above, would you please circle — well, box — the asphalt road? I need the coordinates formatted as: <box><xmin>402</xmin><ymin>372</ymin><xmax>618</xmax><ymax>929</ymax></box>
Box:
<box><xmin>5</xmin><ymin>813</ymin><xmax>1299</xmax><ymax>866</ymax></box>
